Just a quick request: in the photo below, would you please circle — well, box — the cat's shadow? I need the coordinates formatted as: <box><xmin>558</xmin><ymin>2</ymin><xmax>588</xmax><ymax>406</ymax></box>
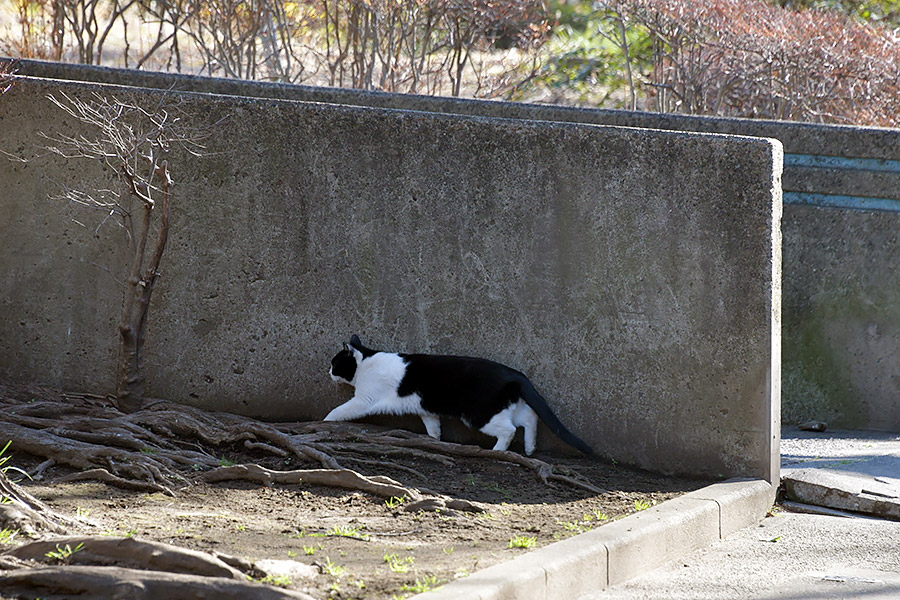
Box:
<box><xmin>356</xmin><ymin>414</ymin><xmax>574</xmax><ymax>457</ymax></box>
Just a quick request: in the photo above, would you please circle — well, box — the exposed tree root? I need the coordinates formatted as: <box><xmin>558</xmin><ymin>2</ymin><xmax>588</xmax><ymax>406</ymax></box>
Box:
<box><xmin>1</xmin><ymin>384</ymin><xmax>607</xmax><ymax>501</ymax></box>
<box><xmin>0</xmin><ymin>382</ymin><xmax>613</xmax><ymax>598</ymax></box>
<box><xmin>284</xmin><ymin>422</ymin><xmax>610</xmax><ymax>496</ymax></box>
<box><xmin>203</xmin><ymin>464</ymin><xmax>420</xmax><ymax>501</ymax></box>
<box><xmin>55</xmin><ymin>468</ymin><xmax>174</xmax><ymax>495</ymax></box>
<box><xmin>0</xmin><ymin>565</ymin><xmax>316</xmax><ymax>599</ymax></box>
<box><xmin>0</xmin><ymin>471</ymin><xmax>74</xmax><ymax>537</ymax></box>
<box><xmin>4</xmin><ymin>536</ymin><xmax>245</xmax><ymax>580</ymax></box>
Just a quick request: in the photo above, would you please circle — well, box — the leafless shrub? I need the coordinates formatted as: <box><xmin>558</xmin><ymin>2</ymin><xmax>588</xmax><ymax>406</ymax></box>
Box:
<box><xmin>1</xmin><ymin>57</ymin><xmax>17</xmax><ymax>92</ymax></box>
<box><xmin>1</xmin><ymin>0</ymin><xmax>547</xmax><ymax>97</ymax></box>
<box><xmin>1</xmin><ymin>0</ymin><xmax>65</xmax><ymax>60</ymax></box>
<box><xmin>605</xmin><ymin>0</ymin><xmax>900</xmax><ymax>126</ymax></box>
<box><xmin>42</xmin><ymin>91</ymin><xmax>212</xmax><ymax>412</ymax></box>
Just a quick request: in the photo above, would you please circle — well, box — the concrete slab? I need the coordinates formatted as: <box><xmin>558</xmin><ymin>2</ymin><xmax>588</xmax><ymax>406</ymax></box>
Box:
<box><xmin>580</xmin><ymin>428</ymin><xmax>900</xmax><ymax>599</ymax></box>
<box><xmin>750</xmin><ymin>569</ymin><xmax>900</xmax><ymax>600</ymax></box>
<box><xmin>685</xmin><ymin>479</ymin><xmax>774</xmax><ymax>537</ymax></box>
<box><xmin>782</xmin><ymin>468</ymin><xmax>900</xmax><ymax>520</ymax></box>
<box><xmin>581</xmin><ymin>511</ymin><xmax>900</xmax><ymax>600</ymax></box>
<box><xmin>781</xmin><ymin>427</ymin><xmax>900</xmax><ymax>518</ymax></box>
<box><xmin>413</xmin><ymin>479</ymin><xmax>772</xmax><ymax>600</ymax></box>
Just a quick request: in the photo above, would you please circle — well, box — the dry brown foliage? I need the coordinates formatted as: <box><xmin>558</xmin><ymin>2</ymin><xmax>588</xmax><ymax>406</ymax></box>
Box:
<box><xmin>606</xmin><ymin>0</ymin><xmax>900</xmax><ymax>126</ymax></box>
<box><xmin>1</xmin><ymin>0</ymin><xmax>548</xmax><ymax>97</ymax></box>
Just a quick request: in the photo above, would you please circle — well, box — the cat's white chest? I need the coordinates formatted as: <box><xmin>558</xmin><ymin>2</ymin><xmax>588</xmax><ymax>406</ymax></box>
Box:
<box><xmin>355</xmin><ymin>352</ymin><xmax>409</xmax><ymax>404</ymax></box>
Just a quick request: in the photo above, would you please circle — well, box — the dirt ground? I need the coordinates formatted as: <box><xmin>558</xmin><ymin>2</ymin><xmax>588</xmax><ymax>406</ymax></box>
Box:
<box><xmin>11</xmin><ymin>446</ymin><xmax>708</xmax><ymax>600</ymax></box>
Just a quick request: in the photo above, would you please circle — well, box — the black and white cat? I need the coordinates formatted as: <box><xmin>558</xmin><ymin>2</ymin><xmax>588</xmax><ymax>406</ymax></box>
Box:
<box><xmin>325</xmin><ymin>335</ymin><xmax>592</xmax><ymax>456</ymax></box>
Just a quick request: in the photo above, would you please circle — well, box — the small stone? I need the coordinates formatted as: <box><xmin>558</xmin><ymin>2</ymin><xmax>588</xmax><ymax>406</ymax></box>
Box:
<box><xmin>798</xmin><ymin>420</ymin><xmax>827</xmax><ymax>432</ymax></box>
<box><xmin>256</xmin><ymin>559</ymin><xmax>319</xmax><ymax>581</ymax></box>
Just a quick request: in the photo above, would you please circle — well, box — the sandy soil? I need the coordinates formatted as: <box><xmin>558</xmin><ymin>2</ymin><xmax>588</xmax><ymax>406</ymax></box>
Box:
<box><xmin>13</xmin><ymin>448</ymin><xmax>707</xmax><ymax>600</ymax></box>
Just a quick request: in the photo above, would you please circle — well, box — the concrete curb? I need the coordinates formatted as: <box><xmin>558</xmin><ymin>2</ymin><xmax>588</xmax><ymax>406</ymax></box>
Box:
<box><xmin>413</xmin><ymin>479</ymin><xmax>774</xmax><ymax>600</ymax></box>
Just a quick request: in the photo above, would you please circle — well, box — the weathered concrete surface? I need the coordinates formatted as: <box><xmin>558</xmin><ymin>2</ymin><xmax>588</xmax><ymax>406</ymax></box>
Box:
<box><xmin>6</xmin><ymin>58</ymin><xmax>898</xmax><ymax>162</ymax></box>
<box><xmin>782</xmin><ymin>469</ymin><xmax>900</xmax><ymax>520</ymax></box>
<box><xmin>0</xmin><ymin>76</ymin><xmax>780</xmax><ymax>479</ymax></box>
<box><xmin>581</xmin><ymin>428</ymin><xmax>900</xmax><ymax>600</ymax></box>
<box><xmin>8</xmin><ymin>57</ymin><xmax>896</xmax><ymax>432</ymax></box>
<box><xmin>782</xmin><ymin>208</ymin><xmax>900</xmax><ymax>430</ymax></box>
<box><xmin>583</xmin><ymin>512</ymin><xmax>900</xmax><ymax>600</ymax></box>
<box><xmin>781</xmin><ymin>426</ymin><xmax>900</xmax><ymax>519</ymax></box>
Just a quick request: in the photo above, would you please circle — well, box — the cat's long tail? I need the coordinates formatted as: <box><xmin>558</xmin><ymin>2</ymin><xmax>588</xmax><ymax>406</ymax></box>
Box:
<box><xmin>520</xmin><ymin>380</ymin><xmax>594</xmax><ymax>455</ymax></box>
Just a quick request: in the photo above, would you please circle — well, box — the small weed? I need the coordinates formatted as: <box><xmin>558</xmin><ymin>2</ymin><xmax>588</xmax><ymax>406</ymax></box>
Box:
<box><xmin>75</xmin><ymin>506</ymin><xmax>91</xmax><ymax>518</ymax></box>
<box><xmin>557</xmin><ymin>519</ymin><xmax>589</xmax><ymax>534</ymax></box>
<box><xmin>329</xmin><ymin>581</ymin><xmax>341</xmax><ymax>595</ymax></box>
<box><xmin>400</xmin><ymin>575</ymin><xmax>442</xmax><ymax>594</ymax></box>
<box><xmin>442</xmin><ymin>546</ymin><xmax>454</xmax><ymax>555</ymax></box>
<box><xmin>499</xmin><ymin>502</ymin><xmax>511</xmax><ymax>516</ymax></box>
<box><xmin>0</xmin><ymin>528</ymin><xmax>19</xmax><ymax>545</ymax></box>
<box><xmin>235</xmin><ymin>524</ymin><xmax>246</xmax><ymax>532</ymax></box>
<box><xmin>303</xmin><ymin>546</ymin><xmax>317</xmax><ymax>555</ymax></box>
<box><xmin>287</xmin><ymin>550</ymin><xmax>297</xmax><ymax>558</ymax></box>
<box><xmin>592</xmin><ymin>510</ymin><xmax>609</xmax><ymax>521</ymax></box>
<box><xmin>634</xmin><ymin>499</ymin><xmax>651</xmax><ymax>512</ymax></box>
<box><xmin>384</xmin><ymin>552</ymin><xmax>414</xmax><ymax>573</ymax></box>
<box><xmin>508</xmin><ymin>535</ymin><xmax>537</xmax><ymax>549</ymax></box>
<box><xmin>258</xmin><ymin>574</ymin><xmax>292</xmax><ymax>587</ymax></box>
<box><xmin>488</xmin><ymin>482</ymin><xmax>512</xmax><ymax>498</ymax></box>
<box><xmin>46</xmin><ymin>542</ymin><xmax>84</xmax><ymax>563</ymax></box>
<box><xmin>140</xmin><ymin>447</ymin><xmax>157</xmax><ymax>455</ymax></box>
<box><xmin>322</xmin><ymin>556</ymin><xmax>345</xmax><ymax>577</ymax></box>
<box><xmin>385</xmin><ymin>495</ymin><xmax>407</xmax><ymax>509</ymax></box>
<box><xmin>100</xmin><ymin>527</ymin><xmax>137</xmax><ymax>538</ymax></box>
<box><xmin>454</xmin><ymin>568</ymin><xmax>470</xmax><ymax>579</ymax></box>
<box><xmin>353</xmin><ymin>579</ymin><xmax>366</xmax><ymax>589</ymax></box>
<box><xmin>0</xmin><ymin>441</ymin><xmax>14</xmax><ymax>472</ymax></box>
<box><xmin>0</xmin><ymin>441</ymin><xmax>30</xmax><ymax>481</ymax></box>
<box><xmin>328</xmin><ymin>524</ymin><xmax>369</xmax><ymax>541</ymax></box>
<box><xmin>0</xmin><ymin>495</ymin><xmax>11</xmax><ymax>505</ymax></box>
<box><xmin>218</xmin><ymin>455</ymin><xmax>237</xmax><ymax>467</ymax></box>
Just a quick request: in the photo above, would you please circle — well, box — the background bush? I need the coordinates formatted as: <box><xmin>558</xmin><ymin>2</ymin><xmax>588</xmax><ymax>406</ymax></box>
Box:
<box><xmin>2</xmin><ymin>0</ymin><xmax>899</xmax><ymax>125</ymax></box>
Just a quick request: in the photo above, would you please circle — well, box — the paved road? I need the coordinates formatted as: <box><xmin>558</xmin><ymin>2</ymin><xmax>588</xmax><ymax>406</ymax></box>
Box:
<box><xmin>583</xmin><ymin>428</ymin><xmax>900</xmax><ymax>600</ymax></box>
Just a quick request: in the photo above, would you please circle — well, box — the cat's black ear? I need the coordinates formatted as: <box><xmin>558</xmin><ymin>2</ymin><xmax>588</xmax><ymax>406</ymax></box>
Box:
<box><xmin>349</xmin><ymin>334</ymin><xmax>362</xmax><ymax>349</ymax></box>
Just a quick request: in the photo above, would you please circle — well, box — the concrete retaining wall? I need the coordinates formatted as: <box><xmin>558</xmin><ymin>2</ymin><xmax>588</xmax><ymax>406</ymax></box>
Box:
<box><xmin>7</xmin><ymin>59</ymin><xmax>883</xmax><ymax>430</ymax></box>
<box><xmin>0</xmin><ymin>74</ymin><xmax>781</xmax><ymax>480</ymax></box>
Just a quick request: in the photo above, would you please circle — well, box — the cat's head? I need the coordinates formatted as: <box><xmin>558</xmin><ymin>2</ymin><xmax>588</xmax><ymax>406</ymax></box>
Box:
<box><xmin>329</xmin><ymin>335</ymin><xmax>366</xmax><ymax>385</ymax></box>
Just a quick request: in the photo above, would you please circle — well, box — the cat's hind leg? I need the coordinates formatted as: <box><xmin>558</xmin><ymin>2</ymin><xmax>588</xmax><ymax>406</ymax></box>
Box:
<box><xmin>513</xmin><ymin>402</ymin><xmax>539</xmax><ymax>456</ymax></box>
<box><xmin>480</xmin><ymin>408</ymin><xmax>517</xmax><ymax>452</ymax></box>
<box><xmin>420</xmin><ymin>414</ymin><xmax>441</xmax><ymax>440</ymax></box>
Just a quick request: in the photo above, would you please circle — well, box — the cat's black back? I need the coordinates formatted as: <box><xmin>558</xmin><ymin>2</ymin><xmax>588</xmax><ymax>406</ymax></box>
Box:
<box><xmin>397</xmin><ymin>354</ymin><xmax>526</xmax><ymax>429</ymax></box>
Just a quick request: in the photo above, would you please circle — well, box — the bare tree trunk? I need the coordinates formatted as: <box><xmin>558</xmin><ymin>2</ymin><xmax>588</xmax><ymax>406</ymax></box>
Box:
<box><xmin>116</xmin><ymin>161</ymin><xmax>172</xmax><ymax>413</ymax></box>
